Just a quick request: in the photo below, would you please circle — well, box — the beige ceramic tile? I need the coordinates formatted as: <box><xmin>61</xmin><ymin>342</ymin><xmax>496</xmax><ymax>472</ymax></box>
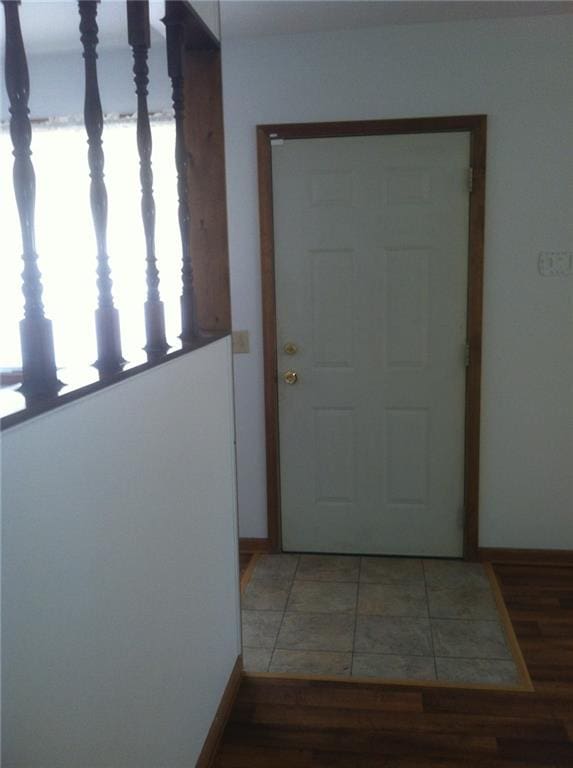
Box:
<box><xmin>242</xmin><ymin>576</ymin><xmax>290</xmax><ymax>611</ymax></box>
<box><xmin>358</xmin><ymin>582</ymin><xmax>428</xmax><ymax>617</ymax></box>
<box><xmin>253</xmin><ymin>554</ymin><xmax>299</xmax><ymax>580</ymax></box>
<box><xmin>287</xmin><ymin>581</ymin><xmax>357</xmax><ymax>614</ymax></box>
<box><xmin>243</xmin><ymin>647</ymin><xmax>273</xmax><ymax>673</ymax></box>
<box><xmin>361</xmin><ymin>557</ymin><xmax>424</xmax><ymax>586</ymax></box>
<box><xmin>431</xmin><ymin>619</ymin><xmax>511</xmax><ymax>660</ymax></box>
<box><xmin>436</xmin><ymin>657</ymin><xmax>520</xmax><ymax>685</ymax></box>
<box><xmin>427</xmin><ymin>585</ymin><xmax>498</xmax><ymax>620</ymax></box>
<box><xmin>423</xmin><ymin>560</ymin><xmax>489</xmax><ymax>590</ymax></box>
<box><xmin>276</xmin><ymin>612</ymin><xmax>355</xmax><ymax>652</ymax></box>
<box><xmin>269</xmin><ymin>649</ymin><xmax>352</xmax><ymax>676</ymax></box>
<box><xmin>352</xmin><ymin>653</ymin><xmax>436</xmax><ymax>681</ymax></box>
<box><xmin>296</xmin><ymin>555</ymin><xmax>360</xmax><ymax>582</ymax></box>
<box><xmin>355</xmin><ymin>616</ymin><xmax>433</xmax><ymax>656</ymax></box>
<box><xmin>241</xmin><ymin>610</ymin><xmax>283</xmax><ymax>649</ymax></box>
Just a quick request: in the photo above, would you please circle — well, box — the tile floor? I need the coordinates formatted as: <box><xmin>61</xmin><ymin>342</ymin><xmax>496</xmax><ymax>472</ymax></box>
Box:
<box><xmin>241</xmin><ymin>554</ymin><xmax>523</xmax><ymax>686</ymax></box>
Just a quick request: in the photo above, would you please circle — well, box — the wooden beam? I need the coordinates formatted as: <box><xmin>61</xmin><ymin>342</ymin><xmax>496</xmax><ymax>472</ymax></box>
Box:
<box><xmin>183</xmin><ymin>47</ymin><xmax>231</xmax><ymax>333</ymax></box>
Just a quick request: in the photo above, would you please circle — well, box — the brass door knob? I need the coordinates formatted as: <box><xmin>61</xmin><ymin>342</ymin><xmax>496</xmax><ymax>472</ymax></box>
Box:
<box><xmin>283</xmin><ymin>342</ymin><xmax>298</xmax><ymax>355</ymax></box>
<box><xmin>283</xmin><ymin>370</ymin><xmax>298</xmax><ymax>385</ymax></box>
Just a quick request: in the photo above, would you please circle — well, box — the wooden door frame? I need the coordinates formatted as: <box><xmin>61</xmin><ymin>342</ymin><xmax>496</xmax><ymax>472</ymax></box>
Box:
<box><xmin>257</xmin><ymin>115</ymin><xmax>487</xmax><ymax>560</ymax></box>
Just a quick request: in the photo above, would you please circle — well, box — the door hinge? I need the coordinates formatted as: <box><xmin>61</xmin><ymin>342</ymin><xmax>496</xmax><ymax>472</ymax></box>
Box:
<box><xmin>459</xmin><ymin>507</ymin><xmax>466</xmax><ymax>529</ymax></box>
<box><xmin>464</xmin><ymin>342</ymin><xmax>471</xmax><ymax>367</ymax></box>
<box><xmin>271</xmin><ymin>137</ymin><xmax>284</xmax><ymax>147</ymax></box>
<box><xmin>467</xmin><ymin>167</ymin><xmax>473</xmax><ymax>192</ymax></box>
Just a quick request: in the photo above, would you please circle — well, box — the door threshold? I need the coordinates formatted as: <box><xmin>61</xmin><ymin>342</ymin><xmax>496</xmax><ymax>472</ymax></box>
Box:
<box><xmin>242</xmin><ymin>669</ymin><xmax>534</xmax><ymax>694</ymax></box>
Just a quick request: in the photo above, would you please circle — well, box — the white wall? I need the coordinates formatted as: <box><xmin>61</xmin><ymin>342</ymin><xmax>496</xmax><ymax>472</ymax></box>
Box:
<box><xmin>1</xmin><ymin>338</ymin><xmax>241</xmax><ymax>767</ymax></box>
<box><xmin>222</xmin><ymin>14</ymin><xmax>573</xmax><ymax>548</ymax></box>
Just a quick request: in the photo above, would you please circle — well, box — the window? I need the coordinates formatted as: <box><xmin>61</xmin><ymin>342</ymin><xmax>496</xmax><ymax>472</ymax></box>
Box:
<box><xmin>1</xmin><ymin>115</ymin><xmax>180</xmax><ymax>379</ymax></box>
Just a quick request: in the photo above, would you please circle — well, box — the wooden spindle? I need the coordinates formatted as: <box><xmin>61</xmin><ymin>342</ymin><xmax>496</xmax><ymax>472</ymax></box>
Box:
<box><xmin>78</xmin><ymin>0</ymin><xmax>125</xmax><ymax>375</ymax></box>
<box><xmin>127</xmin><ymin>0</ymin><xmax>169</xmax><ymax>360</ymax></box>
<box><xmin>163</xmin><ymin>1</ymin><xmax>199</xmax><ymax>343</ymax></box>
<box><xmin>2</xmin><ymin>0</ymin><xmax>63</xmax><ymax>401</ymax></box>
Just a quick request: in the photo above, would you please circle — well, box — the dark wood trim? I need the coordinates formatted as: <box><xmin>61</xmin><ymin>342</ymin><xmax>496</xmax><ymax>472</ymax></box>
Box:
<box><xmin>479</xmin><ymin>547</ymin><xmax>573</xmax><ymax>566</ymax></box>
<box><xmin>484</xmin><ymin>563</ymin><xmax>533</xmax><ymax>691</ymax></box>
<box><xmin>258</xmin><ymin>115</ymin><xmax>487</xmax><ymax>558</ymax></box>
<box><xmin>195</xmin><ymin>654</ymin><xmax>243</xmax><ymax>768</ymax></box>
<box><xmin>239</xmin><ymin>537</ymin><xmax>272</xmax><ymax>554</ymax></box>
<box><xmin>258</xmin><ymin>126</ymin><xmax>282</xmax><ymax>552</ymax></box>
<box><xmin>463</xmin><ymin>116</ymin><xmax>487</xmax><ymax>561</ymax></box>
<box><xmin>183</xmin><ymin>47</ymin><xmax>231</xmax><ymax>334</ymax></box>
<box><xmin>1</xmin><ymin>333</ymin><xmax>229</xmax><ymax>431</ymax></box>
<box><xmin>240</xmin><ymin>553</ymin><xmax>259</xmax><ymax>594</ymax></box>
<box><xmin>243</xmin><ymin>669</ymin><xmax>532</xmax><ymax>693</ymax></box>
<box><xmin>259</xmin><ymin>114</ymin><xmax>487</xmax><ymax>141</ymax></box>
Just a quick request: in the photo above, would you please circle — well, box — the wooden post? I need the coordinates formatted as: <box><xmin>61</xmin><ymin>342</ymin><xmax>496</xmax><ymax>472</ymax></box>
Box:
<box><xmin>163</xmin><ymin>1</ymin><xmax>199</xmax><ymax>343</ymax></box>
<box><xmin>79</xmin><ymin>0</ymin><xmax>125</xmax><ymax>375</ymax></box>
<box><xmin>2</xmin><ymin>0</ymin><xmax>63</xmax><ymax>401</ymax></box>
<box><xmin>127</xmin><ymin>0</ymin><xmax>169</xmax><ymax>360</ymax></box>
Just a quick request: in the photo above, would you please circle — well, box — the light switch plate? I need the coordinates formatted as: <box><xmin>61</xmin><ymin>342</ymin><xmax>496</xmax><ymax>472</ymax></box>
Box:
<box><xmin>538</xmin><ymin>251</ymin><xmax>572</xmax><ymax>277</ymax></box>
<box><xmin>232</xmin><ymin>330</ymin><xmax>250</xmax><ymax>354</ymax></box>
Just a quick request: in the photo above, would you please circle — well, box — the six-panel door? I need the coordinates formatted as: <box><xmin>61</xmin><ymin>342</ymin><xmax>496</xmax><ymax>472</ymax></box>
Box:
<box><xmin>272</xmin><ymin>133</ymin><xmax>471</xmax><ymax>556</ymax></box>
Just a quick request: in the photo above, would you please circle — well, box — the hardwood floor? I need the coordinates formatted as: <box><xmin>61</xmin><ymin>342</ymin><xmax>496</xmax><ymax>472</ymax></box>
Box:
<box><xmin>216</xmin><ymin>561</ymin><xmax>573</xmax><ymax>766</ymax></box>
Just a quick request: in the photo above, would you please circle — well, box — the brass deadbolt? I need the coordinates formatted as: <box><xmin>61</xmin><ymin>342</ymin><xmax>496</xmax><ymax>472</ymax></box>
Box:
<box><xmin>283</xmin><ymin>342</ymin><xmax>298</xmax><ymax>355</ymax></box>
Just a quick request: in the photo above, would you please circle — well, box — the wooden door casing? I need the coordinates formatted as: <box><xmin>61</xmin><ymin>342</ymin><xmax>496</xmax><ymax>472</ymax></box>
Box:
<box><xmin>257</xmin><ymin>115</ymin><xmax>487</xmax><ymax>559</ymax></box>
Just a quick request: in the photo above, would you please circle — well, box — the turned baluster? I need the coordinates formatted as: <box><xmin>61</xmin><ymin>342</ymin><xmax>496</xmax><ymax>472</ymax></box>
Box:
<box><xmin>127</xmin><ymin>0</ymin><xmax>169</xmax><ymax>360</ymax></box>
<box><xmin>163</xmin><ymin>1</ymin><xmax>199</xmax><ymax>343</ymax></box>
<box><xmin>78</xmin><ymin>0</ymin><xmax>125</xmax><ymax>375</ymax></box>
<box><xmin>2</xmin><ymin>0</ymin><xmax>63</xmax><ymax>401</ymax></box>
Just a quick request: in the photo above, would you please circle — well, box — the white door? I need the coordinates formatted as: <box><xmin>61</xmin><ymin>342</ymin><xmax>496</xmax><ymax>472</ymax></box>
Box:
<box><xmin>272</xmin><ymin>132</ymin><xmax>471</xmax><ymax>557</ymax></box>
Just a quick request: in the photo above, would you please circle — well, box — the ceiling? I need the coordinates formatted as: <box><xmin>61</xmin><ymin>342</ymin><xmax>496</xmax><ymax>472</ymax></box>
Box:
<box><xmin>1</xmin><ymin>1</ymin><xmax>572</xmax><ymax>54</ymax></box>
<box><xmin>220</xmin><ymin>1</ymin><xmax>573</xmax><ymax>39</ymax></box>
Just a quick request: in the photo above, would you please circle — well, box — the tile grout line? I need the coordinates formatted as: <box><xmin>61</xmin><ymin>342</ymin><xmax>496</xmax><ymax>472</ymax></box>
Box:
<box><xmin>350</xmin><ymin>650</ymin><xmax>516</xmax><ymax>662</ymax></box>
<box><xmin>350</xmin><ymin>558</ymin><xmax>362</xmax><ymax>676</ymax></box>
<box><xmin>268</xmin><ymin>555</ymin><xmax>301</xmax><ymax>672</ymax></box>
<box><xmin>256</xmin><ymin>570</ymin><xmax>370</xmax><ymax>585</ymax></box>
<box><xmin>434</xmin><ymin>654</ymin><xmax>518</xmax><ymax>663</ymax></box>
<box><xmin>422</xmin><ymin>559</ymin><xmax>439</xmax><ymax>681</ymax></box>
